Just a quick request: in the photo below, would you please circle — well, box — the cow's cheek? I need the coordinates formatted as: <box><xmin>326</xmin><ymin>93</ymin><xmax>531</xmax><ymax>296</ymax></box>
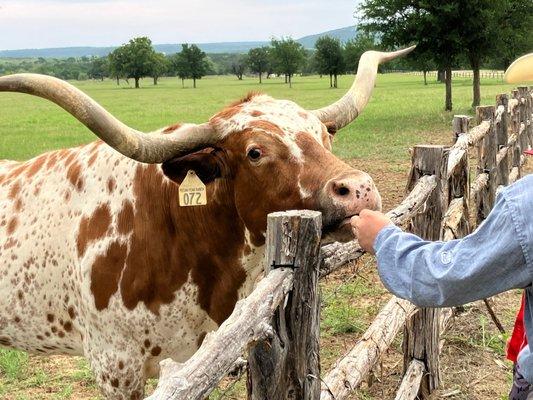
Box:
<box><xmin>232</xmin><ymin>180</ymin><xmax>269</xmax><ymax>246</ymax></box>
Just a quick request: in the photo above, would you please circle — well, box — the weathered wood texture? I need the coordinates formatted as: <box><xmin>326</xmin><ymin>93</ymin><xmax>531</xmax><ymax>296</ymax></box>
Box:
<box><xmin>146</xmin><ymin>268</ymin><xmax>294</xmax><ymax>400</ymax></box>
<box><xmin>452</xmin><ymin>115</ymin><xmax>471</xmax><ymax>143</ymax></box>
<box><xmin>447</xmin><ymin>120</ymin><xmax>490</xmax><ymax>178</ymax></box>
<box><xmin>320</xmin><ymin>297</ymin><xmax>418</xmax><ymax>400</ymax></box>
<box><xmin>522</xmin><ymin>86</ymin><xmax>533</xmax><ymax>147</ymax></box>
<box><xmin>475</xmin><ymin>106</ymin><xmax>497</xmax><ymax>226</ymax></box>
<box><xmin>319</xmin><ymin>175</ymin><xmax>437</xmax><ymax>277</ymax></box>
<box><xmin>403</xmin><ymin>145</ymin><xmax>448</xmax><ymax>397</ymax></box>
<box><xmin>471</xmin><ymin>172</ymin><xmax>489</xmax><ymax>198</ymax></box>
<box><xmin>446</xmin><ymin>116</ymin><xmax>470</xmax><ymax>239</ymax></box>
<box><xmin>496</xmin><ymin>94</ymin><xmax>510</xmax><ymax>186</ymax></box>
<box><xmin>394</xmin><ymin>360</ymin><xmax>425</xmax><ymax>400</ymax></box>
<box><xmin>442</xmin><ymin>197</ymin><xmax>468</xmax><ymax>242</ymax></box>
<box><xmin>247</xmin><ymin>210</ymin><xmax>322</xmax><ymax>400</ymax></box>
<box><xmin>511</xmin><ymin>90</ymin><xmax>523</xmax><ymax>174</ymax></box>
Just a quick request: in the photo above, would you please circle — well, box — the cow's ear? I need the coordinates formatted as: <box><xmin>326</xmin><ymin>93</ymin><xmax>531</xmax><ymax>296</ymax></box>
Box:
<box><xmin>162</xmin><ymin>149</ymin><xmax>223</xmax><ymax>185</ymax></box>
<box><xmin>324</xmin><ymin>121</ymin><xmax>337</xmax><ymax>136</ymax></box>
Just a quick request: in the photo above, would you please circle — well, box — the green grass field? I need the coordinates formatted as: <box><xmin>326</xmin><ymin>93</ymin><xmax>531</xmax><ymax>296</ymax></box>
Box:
<box><xmin>0</xmin><ymin>73</ymin><xmax>517</xmax><ymax>162</ymax></box>
<box><xmin>0</xmin><ymin>73</ymin><xmax>524</xmax><ymax>399</ymax></box>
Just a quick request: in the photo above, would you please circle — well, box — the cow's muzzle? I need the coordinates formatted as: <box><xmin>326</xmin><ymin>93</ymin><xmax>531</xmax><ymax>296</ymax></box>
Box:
<box><xmin>319</xmin><ymin>171</ymin><xmax>382</xmax><ymax>243</ymax></box>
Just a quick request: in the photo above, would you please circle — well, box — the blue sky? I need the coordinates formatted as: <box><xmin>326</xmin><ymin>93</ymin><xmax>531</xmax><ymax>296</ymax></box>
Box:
<box><xmin>0</xmin><ymin>0</ymin><xmax>360</xmax><ymax>50</ymax></box>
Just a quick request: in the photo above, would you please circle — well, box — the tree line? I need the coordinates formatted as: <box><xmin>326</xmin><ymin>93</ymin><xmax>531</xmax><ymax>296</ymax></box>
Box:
<box><xmin>0</xmin><ymin>34</ymin><xmax>390</xmax><ymax>89</ymax></box>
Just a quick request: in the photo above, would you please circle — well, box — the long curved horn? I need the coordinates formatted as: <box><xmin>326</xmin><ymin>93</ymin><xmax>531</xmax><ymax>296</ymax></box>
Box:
<box><xmin>311</xmin><ymin>46</ymin><xmax>416</xmax><ymax>130</ymax></box>
<box><xmin>0</xmin><ymin>74</ymin><xmax>221</xmax><ymax>163</ymax></box>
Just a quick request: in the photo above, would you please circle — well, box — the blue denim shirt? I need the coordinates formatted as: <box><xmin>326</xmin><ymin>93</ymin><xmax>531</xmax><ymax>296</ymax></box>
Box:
<box><xmin>374</xmin><ymin>174</ymin><xmax>533</xmax><ymax>381</ymax></box>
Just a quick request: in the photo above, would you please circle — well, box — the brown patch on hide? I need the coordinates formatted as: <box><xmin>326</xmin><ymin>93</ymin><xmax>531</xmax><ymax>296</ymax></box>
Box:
<box><xmin>162</xmin><ymin>123</ymin><xmax>182</xmax><ymax>133</ymax></box>
<box><xmin>117</xmin><ymin>200</ymin><xmax>134</xmax><ymax>235</ymax></box>
<box><xmin>26</xmin><ymin>155</ymin><xmax>46</xmax><ymax>178</ymax></box>
<box><xmin>76</xmin><ymin>203</ymin><xmax>112</xmax><ymax>257</ymax></box>
<box><xmin>67</xmin><ymin>161</ymin><xmax>84</xmax><ymax>191</ymax></box>
<box><xmin>6</xmin><ymin>217</ymin><xmax>18</xmax><ymax>235</ymax></box>
<box><xmin>90</xmin><ymin>241</ymin><xmax>128</xmax><ymax>310</ymax></box>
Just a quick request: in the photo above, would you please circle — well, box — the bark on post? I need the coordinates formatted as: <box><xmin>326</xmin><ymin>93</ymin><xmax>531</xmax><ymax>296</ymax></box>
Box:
<box><xmin>247</xmin><ymin>210</ymin><xmax>322</xmax><ymax>400</ymax></box>
<box><xmin>518</xmin><ymin>87</ymin><xmax>532</xmax><ymax>149</ymax></box>
<box><xmin>510</xmin><ymin>91</ymin><xmax>522</xmax><ymax>178</ymax></box>
<box><xmin>447</xmin><ymin>117</ymin><xmax>470</xmax><ymax>238</ymax></box>
<box><xmin>475</xmin><ymin>106</ymin><xmax>497</xmax><ymax>225</ymax></box>
<box><xmin>452</xmin><ymin>115</ymin><xmax>471</xmax><ymax>144</ymax></box>
<box><xmin>496</xmin><ymin>94</ymin><xmax>510</xmax><ymax>186</ymax></box>
<box><xmin>403</xmin><ymin>145</ymin><xmax>449</xmax><ymax>397</ymax></box>
<box><xmin>527</xmin><ymin>87</ymin><xmax>533</xmax><ymax>147</ymax></box>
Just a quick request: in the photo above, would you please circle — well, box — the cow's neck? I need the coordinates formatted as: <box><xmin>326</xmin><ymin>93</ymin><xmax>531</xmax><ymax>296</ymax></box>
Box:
<box><xmin>127</xmin><ymin>163</ymin><xmax>265</xmax><ymax>323</ymax></box>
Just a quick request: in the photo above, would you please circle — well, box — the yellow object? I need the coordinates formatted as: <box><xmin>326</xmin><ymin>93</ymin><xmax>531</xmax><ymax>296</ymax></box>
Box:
<box><xmin>504</xmin><ymin>53</ymin><xmax>533</xmax><ymax>83</ymax></box>
<box><xmin>179</xmin><ymin>170</ymin><xmax>207</xmax><ymax>207</ymax></box>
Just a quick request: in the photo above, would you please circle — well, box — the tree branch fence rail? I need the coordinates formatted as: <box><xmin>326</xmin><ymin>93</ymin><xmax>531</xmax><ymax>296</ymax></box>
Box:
<box><xmin>146</xmin><ymin>85</ymin><xmax>532</xmax><ymax>400</ymax></box>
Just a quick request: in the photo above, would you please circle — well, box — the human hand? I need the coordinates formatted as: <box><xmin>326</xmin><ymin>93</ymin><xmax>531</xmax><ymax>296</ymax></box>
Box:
<box><xmin>351</xmin><ymin>210</ymin><xmax>392</xmax><ymax>254</ymax></box>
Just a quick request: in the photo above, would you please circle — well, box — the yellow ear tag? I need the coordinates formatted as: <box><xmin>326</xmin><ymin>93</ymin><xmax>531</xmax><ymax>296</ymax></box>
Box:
<box><xmin>179</xmin><ymin>170</ymin><xmax>207</xmax><ymax>207</ymax></box>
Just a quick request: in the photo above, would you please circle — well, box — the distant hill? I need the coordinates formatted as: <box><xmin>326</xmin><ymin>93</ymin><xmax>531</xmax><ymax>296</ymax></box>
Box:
<box><xmin>297</xmin><ymin>26</ymin><xmax>357</xmax><ymax>49</ymax></box>
<box><xmin>0</xmin><ymin>26</ymin><xmax>358</xmax><ymax>59</ymax></box>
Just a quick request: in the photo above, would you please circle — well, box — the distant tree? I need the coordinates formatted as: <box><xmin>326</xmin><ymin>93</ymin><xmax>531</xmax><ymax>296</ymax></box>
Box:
<box><xmin>301</xmin><ymin>50</ymin><xmax>318</xmax><ymax>75</ymax></box>
<box><xmin>120</xmin><ymin>37</ymin><xmax>157</xmax><ymax>88</ymax></box>
<box><xmin>88</xmin><ymin>57</ymin><xmax>108</xmax><ymax>81</ymax></box>
<box><xmin>493</xmin><ymin>0</ymin><xmax>533</xmax><ymax>70</ymax></box>
<box><xmin>407</xmin><ymin>52</ymin><xmax>436</xmax><ymax>85</ymax></box>
<box><xmin>344</xmin><ymin>33</ymin><xmax>379</xmax><ymax>74</ymax></box>
<box><xmin>174</xmin><ymin>44</ymin><xmax>209</xmax><ymax>88</ymax></box>
<box><xmin>457</xmin><ymin>0</ymin><xmax>505</xmax><ymax>107</ymax></box>
<box><xmin>359</xmin><ymin>1</ymin><xmax>463</xmax><ymax>111</ymax></box>
<box><xmin>108</xmin><ymin>46</ymin><xmax>128</xmax><ymax>85</ymax></box>
<box><xmin>150</xmin><ymin>52</ymin><xmax>168</xmax><ymax>85</ymax></box>
<box><xmin>270</xmin><ymin>37</ymin><xmax>306</xmax><ymax>88</ymax></box>
<box><xmin>314</xmin><ymin>36</ymin><xmax>345</xmax><ymax>88</ymax></box>
<box><xmin>231</xmin><ymin>55</ymin><xmax>247</xmax><ymax>80</ymax></box>
<box><xmin>247</xmin><ymin>47</ymin><xmax>270</xmax><ymax>83</ymax></box>
<box><xmin>170</xmin><ymin>51</ymin><xmax>189</xmax><ymax>87</ymax></box>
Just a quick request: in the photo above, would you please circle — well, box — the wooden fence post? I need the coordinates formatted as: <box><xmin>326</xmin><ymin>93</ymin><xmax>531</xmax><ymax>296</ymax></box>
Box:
<box><xmin>496</xmin><ymin>94</ymin><xmax>510</xmax><ymax>186</ymax></box>
<box><xmin>518</xmin><ymin>87</ymin><xmax>532</xmax><ymax>150</ymax></box>
<box><xmin>403</xmin><ymin>145</ymin><xmax>449</xmax><ymax>397</ymax></box>
<box><xmin>247</xmin><ymin>210</ymin><xmax>322</xmax><ymax>400</ymax></box>
<box><xmin>452</xmin><ymin>115</ymin><xmax>471</xmax><ymax>144</ymax></box>
<box><xmin>475</xmin><ymin>106</ymin><xmax>497</xmax><ymax>225</ymax></box>
<box><xmin>446</xmin><ymin>118</ymin><xmax>470</xmax><ymax>239</ymax></box>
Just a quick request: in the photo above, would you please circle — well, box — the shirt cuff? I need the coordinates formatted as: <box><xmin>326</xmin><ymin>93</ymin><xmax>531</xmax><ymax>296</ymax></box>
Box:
<box><xmin>373</xmin><ymin>224</ymin><xmax>401</xmax><ymax>253</ymax></box>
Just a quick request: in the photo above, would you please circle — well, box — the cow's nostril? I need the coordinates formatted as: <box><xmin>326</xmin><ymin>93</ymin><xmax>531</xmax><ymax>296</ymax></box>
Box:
<box><xmin>337</xmin><ymin>186</ymin><xmax>350</xmax><ymax>196</ymax></box>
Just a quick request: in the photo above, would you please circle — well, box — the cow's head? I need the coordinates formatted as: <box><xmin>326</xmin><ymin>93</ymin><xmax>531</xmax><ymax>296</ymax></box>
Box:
<box><xmin>0</xmin><ymin>47</ymin><xmax>414</xmax><ymax>245</ymax></box>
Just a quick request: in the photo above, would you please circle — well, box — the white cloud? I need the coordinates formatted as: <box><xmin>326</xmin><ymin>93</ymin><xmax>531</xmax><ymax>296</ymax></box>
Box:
<box><xmin>0</xmin><ymin>0</ymin><xmax>359</xmax><ymax>50</ymax></box>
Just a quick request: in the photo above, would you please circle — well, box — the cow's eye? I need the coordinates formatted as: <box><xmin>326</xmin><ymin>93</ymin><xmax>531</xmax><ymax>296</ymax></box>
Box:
<box><xmin>247</xmin><ymin>148</ymin><xmax>262</xmax><ymax>161</ymax></box>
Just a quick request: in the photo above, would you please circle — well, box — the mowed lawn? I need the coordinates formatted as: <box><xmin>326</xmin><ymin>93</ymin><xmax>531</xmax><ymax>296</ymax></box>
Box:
<box><xmin>0</xmin><ymin>73</ymin><xmax>517</xmax><ymax>162</ymax></box>
<box><xmin>0</xmin><ymin>73</ymin><xmax>523</xmax><ymax>399</ymax></box>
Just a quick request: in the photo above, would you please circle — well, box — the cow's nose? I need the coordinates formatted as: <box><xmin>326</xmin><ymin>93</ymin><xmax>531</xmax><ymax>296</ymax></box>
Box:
<box><xmin>327</xmin><ymin>173</ymin><xmax>382</xmax><ymax>214</ymax></box>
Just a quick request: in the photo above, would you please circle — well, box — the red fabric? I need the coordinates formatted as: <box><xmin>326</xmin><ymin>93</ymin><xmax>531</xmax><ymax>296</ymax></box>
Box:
<box><xmin>507</xmin><ymin>293</ymin><xmax>528</xmax><ymax>362</ymax></box>
<box><xmin>524</xmin><ymin>149</ymin><xmax>533</xmax><ymax>156</ymax></box>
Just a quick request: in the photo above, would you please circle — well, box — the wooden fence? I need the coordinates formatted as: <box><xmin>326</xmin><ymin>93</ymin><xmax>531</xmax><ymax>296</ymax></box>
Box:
<box><xmin>385</xmin><ymin>70</ymin><xmax>505</xmax><ymax>79</ymax></box>
<box><xmin>145</xmin><ymin>85</ymin><xmax>532</xmax><ymax>400</ymax></box>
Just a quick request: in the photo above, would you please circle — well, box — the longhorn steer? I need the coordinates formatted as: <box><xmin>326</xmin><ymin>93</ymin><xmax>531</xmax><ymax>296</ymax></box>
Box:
<box><xmin>0</xmin><ymin>47</ymin><xmax>413</xmax><ymax>399</ymax></box>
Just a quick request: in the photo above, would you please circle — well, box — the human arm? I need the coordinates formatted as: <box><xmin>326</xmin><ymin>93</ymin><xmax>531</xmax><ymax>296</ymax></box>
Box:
<box><xmin>354</xmin><ymin>195</ymin><xmax>531</xmax><ymax>307</ymax></box>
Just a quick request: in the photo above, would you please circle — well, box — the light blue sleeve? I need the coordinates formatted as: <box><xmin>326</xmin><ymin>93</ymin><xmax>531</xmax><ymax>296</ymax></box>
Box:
<box><xmin>374</xmin><ymin>194</ymin><xmax>531</xmax><ymax>307</ymax></box>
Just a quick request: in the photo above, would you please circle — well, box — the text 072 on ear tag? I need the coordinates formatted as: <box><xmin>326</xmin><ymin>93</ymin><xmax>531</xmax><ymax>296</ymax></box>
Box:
<box><xmin>179</xmin><ymin>170</ymin><xmax>207</xmax><ymax>207</ymax></box>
